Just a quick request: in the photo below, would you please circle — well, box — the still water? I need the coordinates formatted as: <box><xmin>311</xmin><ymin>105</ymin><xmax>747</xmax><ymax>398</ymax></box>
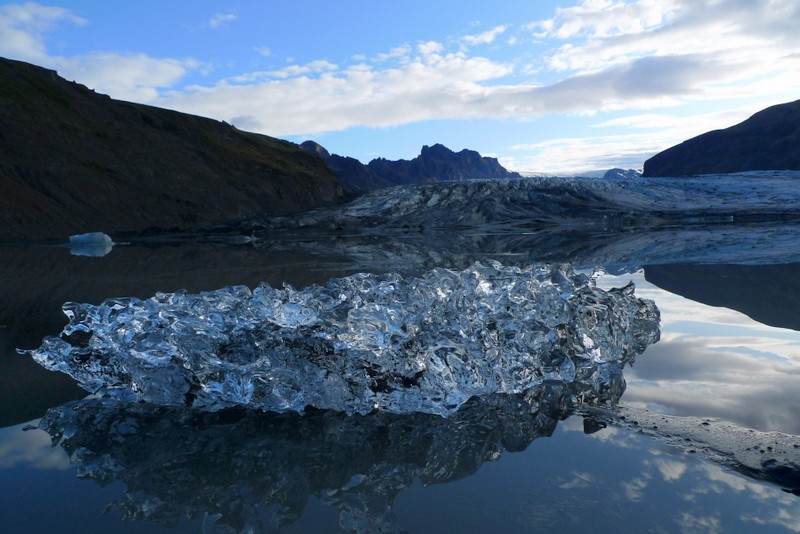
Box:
<box><xmin>2</xmin><ymin>221</ymin><xmax>800</xmax><ymax>532</ymax></box>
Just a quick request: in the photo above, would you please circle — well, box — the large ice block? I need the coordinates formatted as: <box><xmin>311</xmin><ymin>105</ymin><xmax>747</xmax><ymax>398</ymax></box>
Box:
<box><xmin>26</xmin><ymin>262</ymin><xmax>659</xmax><ymax>416</ymax></box>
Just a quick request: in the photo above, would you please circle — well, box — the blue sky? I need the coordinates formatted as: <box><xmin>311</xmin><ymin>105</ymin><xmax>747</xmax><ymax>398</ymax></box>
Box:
<box><xmin>1</xmin><ymin>1</ymin><xmax>799</xmax><ymax>173</ymax></box>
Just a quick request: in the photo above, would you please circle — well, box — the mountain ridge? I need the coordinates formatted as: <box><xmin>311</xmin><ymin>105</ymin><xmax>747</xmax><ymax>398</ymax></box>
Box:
<box><xmin>0</xmin><ymin>56</ymin><xmax>525</xmax><ymax>240</ymax></box>
<box><xmin>0</xmin><ymin>57</ymin><xmax>345</xmax><ymax>240</ymax></box>
<box><xmin>643</xmin><ymin>99</ymin><xmax>800</xmax><ymax>176</ymax></box>
<box><xmin>301</xmin><ymin>140</ymin><xmax>521</xmax><ymax>195</ymax></box>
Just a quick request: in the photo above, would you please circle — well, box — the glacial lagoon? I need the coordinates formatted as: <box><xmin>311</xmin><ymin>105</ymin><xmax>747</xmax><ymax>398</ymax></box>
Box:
<box><xmin>3</xmin><ymin>173</ymin><xmax>800</xmax><ymax>532</ymax></box>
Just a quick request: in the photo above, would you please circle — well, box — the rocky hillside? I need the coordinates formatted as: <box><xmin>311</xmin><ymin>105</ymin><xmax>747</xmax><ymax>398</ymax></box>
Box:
<box><xmin>368</xmin><ymin>143</ymin><xmax>521</xmax><ymax>185</ymax></box>
<box><xmin>643</xmin><ymin>99</ymin><xmax>800</xmax><ymax>176</ymax></box>
<box><xmin>0</xmin><ymin>57</ymin><xmax>345</xmax><ymax>241</ymax></box>
<box><xmin>302</xmin><ymin>141</ymin><xmax>520</xmax><ymax>195</ymax></box>
<box><xmin>300</xmin><ymin>141</ymin><xmax>393</xmax><ymax>195</ymax></box>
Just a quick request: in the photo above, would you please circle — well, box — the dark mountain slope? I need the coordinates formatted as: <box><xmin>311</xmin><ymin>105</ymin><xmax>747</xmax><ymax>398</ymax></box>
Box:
<box><xmin>643</xmin><ymin>99</ymin><xmax>800</xmax><ymax>176</ymax></box>
<box><xmin>300</xmin><ymin>141</ymin><xmax>392</xmax><ymax>195</ymax></box>
<box><xmin>0</xmin><ymin>57</ymin><xmax>344</xmax><ymax>240</ymax></box>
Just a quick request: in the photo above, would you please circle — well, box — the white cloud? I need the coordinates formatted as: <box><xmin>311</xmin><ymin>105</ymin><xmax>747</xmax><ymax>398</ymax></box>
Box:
<box><xmin>532</xmin><ymin>0</ymin><xmax>800</xmax><ymax>77</ymax></box>
<box><xmin>654</xmin><ymin>458</ymin><xmax>687</xmax><ymax>482</ymax></box>
<box><xmin>3</xmin><ymin>1</ymin><xmax>800</xmax><ymax>171</ymax></box>
<box><xmin>0</xmin><ymin>424</ymin><xmax>71</xmax><ymax>471</ymax></box>
<box><xmin>157</xmin><ymin>50</ymin><xmax>514</xmax><ymax>136</ymax></box>
<box><xmin>59</xmin><ymin>52</ymin><xmax>198</xmax><ymax>101</ymax></box>
<box><xmin>558</xmin><ymin>471</ymin><xmax>593</xmax><ymax>489</ymax></box>
<box><xmin>0</xmin><ymin>2</ymin><xmax>200</xmax><ymax>102</ymax></box>
<box><xmin>156</xmin><ymin>0</ymin><xmax>800</xmax><ymax>149</ymax></box>
<box><xmin>530</xmin><ymin>0</ymin><xmax>676</xmax><ymax>42</ymax></box>
<box><xmin>157</xmin><ymin>49</ymin><xmax>748</xmax><ymax>142</ymax></box>
<box><xmin>209</xmin><ymin>13</ymin><xmax>236</xmax><ymax>29</ymax></box>
<box><xmin>622</xmin><ymin>473</ymin><xmax>650</xmax><ymax>501</ymax></box>
<box><xmin>0</xmin><ymin>2</ymin><xmax>85</xmax><ymax>63</ymax></box>
<box><xmin>676</xmin><ymin>512</ymin><xmax>722</xmax><ymax>534</ymax></box>
<box><xmin>226</xmin><ymin>59</ymin><xmax>338</xmax><ymax>83</ymax></box>
<box><xmin>509</xmin><ymin>133</ymin><xmax>665</xmax><ymax>173</ymax></box>
<box><xmin>618</xmin><ymin>274</ymin><xmax>800</xmax><ymax>434</ymax></box>
<box><xmin>417</xmin><ymin>40</ymin><xmax>444</xmax><ymax>55</ymax></box>
<box><xmin>507</xmin><ymin>99</ymin><xmax>797</xmax><ymax>173</ymax></box>
<box><xmin>462</xmin><ymin>25</ymin><xmax>508</xmax><ymax>46</ymax></box>
<box><xmin>591</xmin><ymin>112</ymin><xmax>686</xmax><ymax>129</ymax></box>
<box><xmin>374</xmin><ymin>44</ymin><xmax>412</xmax><ymax>63</ymax></box>
<box><xmin>744</xmin><ymin>507</ymin><xmax>800</xmax><ymax>533</ymax></box>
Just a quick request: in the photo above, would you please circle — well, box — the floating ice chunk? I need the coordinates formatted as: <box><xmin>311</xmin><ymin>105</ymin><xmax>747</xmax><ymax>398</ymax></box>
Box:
<box><xmin>25</xmin><ymin>262</ymin><xmax>660</xmax><ymax>416</ymax></box>
<box><xmin>68</xmin><ymin>232</ymin><xmax>114</xmax><ymax>257</ymax></box>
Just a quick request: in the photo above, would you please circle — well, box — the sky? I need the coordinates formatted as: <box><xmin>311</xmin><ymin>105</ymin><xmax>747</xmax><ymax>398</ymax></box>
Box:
<box><xmin>1</xmin><ymin>0</ymin><xmax>799</xmax><ymax>174</ymax></box>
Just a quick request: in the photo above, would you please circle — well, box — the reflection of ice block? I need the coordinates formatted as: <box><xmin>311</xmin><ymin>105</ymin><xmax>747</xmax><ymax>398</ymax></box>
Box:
<box><xmin>26</xmin><ymin>261</ymin><xmax>660</xmax><ymax>416</ymax></box>
<box><xmin>34</xmin><ymin>390</ymin><xmax>590</xmax><ymax>533</ymax></box>
<box><xmin>68</xmin><ymin>232</ymin><xmax>114</xmax><ymax>257</ymax></box>
<box><xmin>36</xmin><ymin>389</ymin><xmax>800</xmax><ymax>532</ymax></box>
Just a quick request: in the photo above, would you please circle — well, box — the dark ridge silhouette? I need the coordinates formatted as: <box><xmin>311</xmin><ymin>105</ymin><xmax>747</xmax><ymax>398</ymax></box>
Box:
<box><xmin>643</xmin><ymin>99</ymin><xmax>800</xmax><ymax>176</ymax></box>
<box><xmin>302</xmin><ymin>140</ymin><xmax>520</xmax><ymax>195</ymax></box>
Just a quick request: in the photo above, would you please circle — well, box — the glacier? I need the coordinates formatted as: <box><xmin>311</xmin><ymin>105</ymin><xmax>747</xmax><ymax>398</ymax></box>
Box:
<box><xmin>174</xmin><ymin>171</ymin><xmax>800</xmax><ymax>274</ymax></box>
<box><xmin>26</xmin><ymin>261</ymin><xmax>659</xmax><ymax>416</ymax></box>
<box><xmin>258</xmin><ymin>171</ymin><xmax>800</xmax><ymax>231</ymax></box>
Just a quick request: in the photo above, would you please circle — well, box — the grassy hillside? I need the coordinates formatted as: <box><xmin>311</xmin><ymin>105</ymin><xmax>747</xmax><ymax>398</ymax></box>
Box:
<box><xmin>0</xmin><ymin>57</ymin><xmax>344</xmax><ymax>240</ymax></box>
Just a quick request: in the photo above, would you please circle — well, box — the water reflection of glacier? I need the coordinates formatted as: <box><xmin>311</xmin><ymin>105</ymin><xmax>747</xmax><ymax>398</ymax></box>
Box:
<box><xmin>196</xmin><ymin>171</ymin><xmax>800</xmax><ymax>274</ymax></box>
<box><xmin>27</xmin><ymin>262</ymin><xmax>659</xmax><ymax>416</ymax></box>
<box><xmin>209</xmin><ymin>223</ymin><xmax>800</xmax><ymax>276</ymax></box>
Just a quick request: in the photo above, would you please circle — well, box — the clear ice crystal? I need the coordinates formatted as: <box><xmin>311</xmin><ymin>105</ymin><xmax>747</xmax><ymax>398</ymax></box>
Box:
<box><xmin>26</xmin><ymin>262</ymin><xmax>660</xmax><ymax>416</ymax></box>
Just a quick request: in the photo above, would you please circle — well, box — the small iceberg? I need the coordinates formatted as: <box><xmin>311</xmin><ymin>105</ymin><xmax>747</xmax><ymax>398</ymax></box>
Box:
<box><xmin>68</xmin><ymin>232</ymin><xmax>114</xmax><ymax>257</ymax></box>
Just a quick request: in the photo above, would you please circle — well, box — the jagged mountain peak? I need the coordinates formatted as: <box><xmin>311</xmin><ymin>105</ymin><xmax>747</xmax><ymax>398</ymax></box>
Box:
<box><xmin>302</xmin><ymin>141</ymin><xmax>520</xmax><ymax>194</ymax></box>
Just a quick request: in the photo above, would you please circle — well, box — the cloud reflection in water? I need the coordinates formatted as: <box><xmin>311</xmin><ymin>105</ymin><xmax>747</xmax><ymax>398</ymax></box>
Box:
<box><xmin>598</xmin><ymin>271</ymin><xmax>800</xmax><ymax>435</ymax></box>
